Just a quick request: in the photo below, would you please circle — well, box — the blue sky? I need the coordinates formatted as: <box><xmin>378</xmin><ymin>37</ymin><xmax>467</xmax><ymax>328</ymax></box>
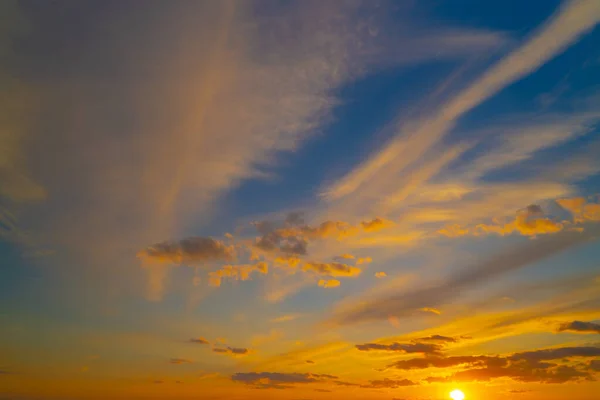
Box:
<box><xmin>1</xmin><ymin>1</ymin><xmax>600</xmax><ymax>399</ymax></box>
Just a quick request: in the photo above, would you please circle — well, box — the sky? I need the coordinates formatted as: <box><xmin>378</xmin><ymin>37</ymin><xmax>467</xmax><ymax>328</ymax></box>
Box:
<box><xmin>1</xmin><ymin>0</ymin><xmax>600</xmax><ymax>399</ymax></box>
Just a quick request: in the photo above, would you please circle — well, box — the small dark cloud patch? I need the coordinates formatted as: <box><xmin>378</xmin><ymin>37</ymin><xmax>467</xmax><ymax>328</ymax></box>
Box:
<box><xmin>232</xmin><ymin>372</ymin><xmax>337</xmax><ymax>390</ymax></box>
<box><xmin>138</xmin><ymin>237</ymin><xmax>234</xmax><ymax>265</ymax></box>
<box><xmin>306</xmin><ymin>360</ymin><xmax>315</xmax><ymax>364</ymax></box>
<box><xmin>418</xmin><ymin>335</ymin><xmax>459</xmax><ymax>343</ymax></box>
<box><xmin>153</xmin><ymin>380</ymin><xmax>163</xmax><ymax>384</ymax></box>
<box><xmin>557</xmin><ymin>321</ymin><xmax>600</xmax><ymax>334</ymax></box>
<box><xmin>213</xmin><ymin>346</ymin><xmax>250</xmax><ymax>356</ymax></box>
<box><xmin>314</xmin><ymin>388</ymin><xmax>331</xmax><ymax>392</ymax></box>
<box><xmin>169</xmin><ymin>358</ymin><xmax>192</xmax><ymax>364</ymax></box>
<box><xmin>356</xmin><ymin>342</ymin><xmax>442</xmax><ymax>355</ymax></box>
<box><xmin>360</xmin><ymin>378</ymin><xmax>418</xmax><ymax>388</ymax></box>
<box><xmin>190</xmin><ymin>337</ymin><xmax>209</xmax><ymax>344</ymax></box>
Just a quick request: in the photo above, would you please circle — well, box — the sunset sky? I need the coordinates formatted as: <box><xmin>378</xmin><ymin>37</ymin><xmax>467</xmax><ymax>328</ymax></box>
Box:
<box><xmin>2</xmin><ymin>1</ymin><xmax>600</xmax><ymax>399</ymax></box>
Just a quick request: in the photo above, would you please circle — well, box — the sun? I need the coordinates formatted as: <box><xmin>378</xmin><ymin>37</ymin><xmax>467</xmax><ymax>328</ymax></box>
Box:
<box><xmin>450</xmin><ymin>389</ymin><xmax>465</xmax><ymax>400</ymax></box>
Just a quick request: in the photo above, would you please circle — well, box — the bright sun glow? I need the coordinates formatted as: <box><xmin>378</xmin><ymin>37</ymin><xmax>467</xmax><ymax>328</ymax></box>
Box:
<box><xmin>450</xmin><ymin>389</ymin><xmax>465</xmax><ymax>400</ymax></box>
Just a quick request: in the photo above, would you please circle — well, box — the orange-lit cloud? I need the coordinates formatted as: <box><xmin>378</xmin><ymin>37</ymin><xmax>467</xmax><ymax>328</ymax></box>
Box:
<box><xmin>303</xmin><ymin>262</ymin><xmax>361</xmax><ymax>277</ymax></box>
<box><xmin>318</xmin><ymin>279</ymin><xmax>341</xmax><ymax>288</ymax></box>
<box><xmin>557</xmin><ymin>197</ymin><xmax>600</xmax><ymax>222</ymax></box>
<box><xmin>438</xmin><ymin>204</ymin><xmax>563</xmax><ymax>238</ymax></box>
<box><xmin>327</xmin><ymin>227</ymin><xmax>598</xmax><ymax>326</ymax></box>
<box><xmin>208</xmin><ymin>262</ymin><xmax>268</xmax><ymax>287</ymax></box>
<box><xmin>375</xmin><ymin>271</ymin><xmax>387</xmax><ymax>278</ymax></box>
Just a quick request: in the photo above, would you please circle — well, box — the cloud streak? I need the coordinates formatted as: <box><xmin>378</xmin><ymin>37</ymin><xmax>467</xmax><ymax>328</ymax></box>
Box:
<box><xmin>328</xmin><ymin>227</ymin><xmax>599</xmax><ymax>326</ymax></box>
<box><xmin>325</xmin><ymin>0</ymin><xmax>600</xmax><ymax>203</ymax></box>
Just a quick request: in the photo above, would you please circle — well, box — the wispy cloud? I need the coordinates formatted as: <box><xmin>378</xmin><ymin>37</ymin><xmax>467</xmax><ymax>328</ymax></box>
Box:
<box><xmin>327</xmin><ymin>227</ymin><xmax>599</xmax><ymax>326</ymax></box>
<box><xmin>325</xmin><ymin>0</ymin><xmax>600</xmax><ymax>204</ymax></box>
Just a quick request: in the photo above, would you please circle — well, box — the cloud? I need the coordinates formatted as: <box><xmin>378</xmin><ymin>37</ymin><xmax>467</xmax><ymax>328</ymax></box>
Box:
<box><xmin>252</xmin><ymin>216</ymin><xmax>395</xmax><ymax>260</ymax></box>
<box><xmin>360</xmin><ymin>378</ymin><xmax>418</xmax><ymax>389</ymax></box>
<box><xmin>390</xmin><ymin>345</ymin><xmax>600</xmax><ymax>384</ymax></box>
<box><xmin>190</xmin><ymin>337</ymin><xmax>209</xmax><ymax>344</ymax></box>
<box><xmin>420</xmin><ymin>307</ymin><xmax>442</xmax><ymax>315</ymax></box>
<box><xmin>356</xmin><ymin>257</ymin><xmax>372</xmax><ymax>265</ymax></box>
<box><xmin>138</xmin><ymin>237</ymin><xmax>235</xmax><ymax>265</ymax></box>
<box><xmin>361</xmin><ymin>218</ymin><xmax>394</xmax><ymax>232</ymax></box>
<box><xmin>557</xmin><ymin>320</ymin><xmax>600</xmax><ymax>334</ymax></box>
<box><xmin>169</xmin><ymin>358</ymin><xmax>192</xmax><ymax>364</ymax></box>
<box><xmin>375</xmin><ymin>272</ymin><xmax>387</xmax><ymax>278</ymax></box>
<box><xmin>509</xmin><ymin>346</ymin><xmax>600</xmax><ymax>363</ymax></box>
<box><xmin>337</xmin><ymin>254</ymin><xmax>355</xmax><ymax>260</ymax></box>
<box><xmin>271</xmin><ymin>314</ymin><xmax>300</xmax><ymax>323</ymax></box>
<box><xmin>557</xmin><ymin>197</ymin><xmax>600</xmax><ymax>223</ymax></box>
<box><xmin>318</xmin><ymin>279</ymin><xmax>341</xmax><ymax>288</ymax></box>
<box><xmin>418</xmin><ymin>335</ymin><xmax>458</xmax><ymax>343</ymax></box>
<box><xmin>208</xmin><ymin>262</ymin><xmax>268</xmax><ymax>287</ymax></box>
<box><xmin>0</xmin><ymin>1</ymin><xmax>46</xmax><ymax>241</ymax></box>
<box><xmin>324</xmin><ymin>0</ymin><xmax>600</xmax><ymax>204</ymax></box>
<box><xmin>303</xmin><ymin>262</ymin><xmax>361</xmax><ymax>277</ymax></box>
<box><xmin>450</xmin><ymin>363</ymin><xmax>592</xmax><ymax>384</ymax></box>
<box><xmin>231</xmin><ymin>371</ymin><xmax>337</xmax><ymax>389</ymax></box>
<box><xmin>356</xmin><ymin>342</ymin><xmax>443</xmax><ymax>355</ymax></box>
<box><xmin>213</xmin><ymin>346</ymin><xmax>250</xmax><ymax>357</ymax></box>
<box><xmin>327</xmin><ymin>227</ymin><xmax>598</xmax><ymax>326</ymax></box>
<box><xmin>438</xmin><ymin>204</ymin><xmax>564</xmax><ymax>238</ymax></box>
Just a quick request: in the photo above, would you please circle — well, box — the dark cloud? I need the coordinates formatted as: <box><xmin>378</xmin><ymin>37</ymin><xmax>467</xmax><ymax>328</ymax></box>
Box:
<box><xmin>314</xmin><ymin>389</ymin><xmax>331</xmax><ymax>392</ymax></box>
<box><xmin>213</xmin><ymin>346</ymin><xmax>250</xmax><ymax>356</ymax></box>
<box><xmin>417</xmin><ymin>335</ymin><xmax>459</xmax><ymax>343</ymax></box>
<box><xmin>169</xmin><ymin>358</ymin><xmax>192</xmax><ymax>364</ymax></box>
<box><xmin>392</xmin><ymin>346</ymin><xmax>600</xmax><ymax>384</ymax></box>
<box><xmin>391</xmin><ymin>346</ymin><xmax>600</xmax><ymax>372</ymax></box>
<box><xmin>360</xmin><ymin>378</ymin><xmax>418</xmax><ymax>388</ymax></box>
<box><xmin>153</xmin><ymin>380</ymin><xmax>163</xmax><ymax>384</ymax></box>
<box><xmin>356</xmin><ymin>342</ymin><xmax>442</xmax><ymax>355</ymax></box>
<box><xmin>509</xmin><ymin>346</ymin><xmax>600</xmax><ymax>362</ymax></box>
<box><xmin>285</xmin><ymin>212</ymin><xmax>305</xmax><ymax>226</ymax></box>
<box><xmin>306</xmin><ymin>360</ymin><xmax>315</xmax><ymax>364</ymax></box>
<box><xmin>334</xmin><ymin>380</ymin><xmax>360</xmax><ymax>387</ymax></box>
<box><xmin>557</xmin><ymin>320</ymin><xmax>600</xmax><ymax>334</ymax></box>
<box><xmin>232</xmin><ymin>372</ymin><xmax>337</xmax><ymax>389</ymax></box>
<box><xmin>328</xmin><ymin>228</ymin><xmax>598</xmax><ymax>325</ymax></box>
<box><xmin>389</xmin><ymin>355</ymin><xmax>499</xmax><ymax>370</ymax></box>
<box><xmin>589</xmin><ymin>360</ymin><xmax>600</xmax><ymax>371</ymax></box>
<box><xmin>190</xmin><ymin>337</ymin><xmax>209</xmax><ymax>344</ymax></box>
<box><xmin>451</xmin><ymin>363</ymin><xmax>592</xmax><ymax>384</ymax></box>
<box><xmin>138</xmin><ymin>237</ymin><xmax>234</xmax><ymax>265</ymax></box>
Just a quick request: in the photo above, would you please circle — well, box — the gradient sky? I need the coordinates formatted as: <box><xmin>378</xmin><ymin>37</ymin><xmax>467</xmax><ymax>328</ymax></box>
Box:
<box><xmin>1</xmin><ymin>1</ymin><xmax>600</xmax><ymax>399</ymax></box>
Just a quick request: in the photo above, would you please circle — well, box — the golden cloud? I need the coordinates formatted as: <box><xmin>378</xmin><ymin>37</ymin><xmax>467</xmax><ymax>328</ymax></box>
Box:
<box><xmin>303</xmin><ymin>262</ymin><xmax>361</xmax><ymax>277</ymax></box>
<box><xmin>208</xmin><ymin>261</ymin><xmax>268</xmax><ymax>287</ymax></box>
<box><xmin>318</xmin><ymin>279</ymin><xmax>341</xmax><ymax>288</ymax></box>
